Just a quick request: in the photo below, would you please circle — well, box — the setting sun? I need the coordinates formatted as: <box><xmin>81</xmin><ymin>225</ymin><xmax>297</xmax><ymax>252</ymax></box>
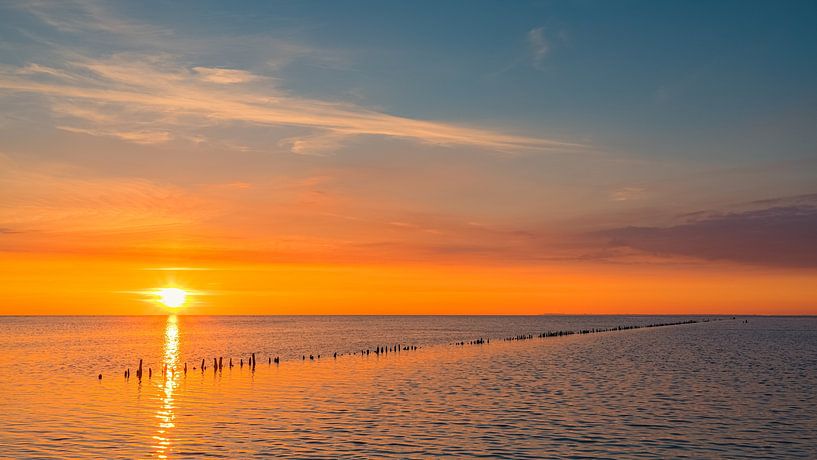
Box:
<box><xmin>156</xmin><ymin>288</ymin><xmax>187</xmax><ymax>308</ymax></box>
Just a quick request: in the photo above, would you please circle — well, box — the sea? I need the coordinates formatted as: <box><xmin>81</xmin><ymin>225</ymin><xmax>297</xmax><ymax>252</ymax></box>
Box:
<box><xmin>0</xmin><ymin>315</ymin><xmax>815</xmax><ymax>458</ymax></box>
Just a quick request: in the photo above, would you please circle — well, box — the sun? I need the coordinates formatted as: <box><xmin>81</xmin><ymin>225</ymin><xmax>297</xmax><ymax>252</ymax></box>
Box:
<box><xmin>157</xmin><ymin>288</ymin><xmax>187</xmax><ymax>308</ymax></box>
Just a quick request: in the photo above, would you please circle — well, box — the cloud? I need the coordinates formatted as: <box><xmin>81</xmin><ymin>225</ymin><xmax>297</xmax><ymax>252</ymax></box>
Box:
<box><xmin>279</xmin><ymin>130</ymin><xmax>351</xmax><ymax>155</ymax></box>
<box><xmin>0</xmin><ymin>155</ymin><xmax>212</xmax><ymax>236</ymax></box>
<box><xmin>193</xmin><ymin>66</ymin><xmax>260</xmax><ymax>84</ymax></box>
<box><xmin>0</xmin><ymin>2</ymin><xmax>583</xmax><ymax>155</ymax></box>
<box><xmin>601</xmin><ymin>200</ymin><xmax>817</xmax><ymax>268</ymax></box>
<box><xmin>0</xmin><ymin>56</ymin><xmax>578</xmax><ymax>153</ymax></box>
<box><xmin>610</xmin><ymin>187</ymin><xmax>646</xmax><ymax>202</ymax></box>
<box><xmin>741</xmin><ymin>193</ymin><xmax>817</xmax><ymax>208</ymax></box>
<box><xmin>57</xmin><ymin>125</ymin><xmax>171</xmax><ymax>144</ymax></box>
<box><xmin>16</xmin><ymin>0</ymin><xmax>171</xmax><ymax>41</ymax></box>
<box><xmin>527</xmin><ymin>27</ymin><xmax>550</xmax><ymax>70</ymax></box>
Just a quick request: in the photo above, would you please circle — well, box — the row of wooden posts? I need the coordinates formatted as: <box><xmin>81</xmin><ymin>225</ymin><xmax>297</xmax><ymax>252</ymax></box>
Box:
<box><xmin>118</xmin><ymin>344</ymin><xmax>423</xmax><ymax>381</ymax></box>
<box><xmin>447</xmin><ymin>319</ymin><xmax>721</xmax><ymax>353</ymax></box>
<box><xmin>98</xmin><ymin>318</ymin><xmax>730</xmax><ymax>380</ymax></box>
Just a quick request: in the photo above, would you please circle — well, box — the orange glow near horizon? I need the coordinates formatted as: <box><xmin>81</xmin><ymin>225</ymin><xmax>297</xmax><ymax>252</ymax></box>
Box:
<box><xmin>1</xmin><ymin>251</ymin><xmax>815</xmax><ymax>315</ymax></box>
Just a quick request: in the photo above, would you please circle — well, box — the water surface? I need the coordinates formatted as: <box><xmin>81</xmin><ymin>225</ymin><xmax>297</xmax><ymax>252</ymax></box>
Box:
<box><xmin>1</xmin><ymin>316</ymin><xmax>815</xmax><ymax>458</ymax></box>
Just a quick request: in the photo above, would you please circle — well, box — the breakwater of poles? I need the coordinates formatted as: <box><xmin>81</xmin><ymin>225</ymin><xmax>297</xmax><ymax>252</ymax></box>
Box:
<box><xmin>104</xmin><ymin>317</ymin><xmax>730</xmax><ymax>381</ymax></box>
<box><xmin>454</xmin><ymin>318</ymin><xmax>723</xmax><ymax>350</ymax></box>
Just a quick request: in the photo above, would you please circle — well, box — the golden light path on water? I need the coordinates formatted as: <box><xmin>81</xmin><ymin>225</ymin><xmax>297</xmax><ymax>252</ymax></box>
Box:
<box><xmin>154</xmin><ymin>315</ymin><xmax>180</xmax><ymax>458</ymax></box>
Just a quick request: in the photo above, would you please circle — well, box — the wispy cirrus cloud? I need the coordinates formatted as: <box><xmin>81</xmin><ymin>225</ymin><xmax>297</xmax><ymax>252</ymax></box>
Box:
<box><xmin>57</xmin><ymin>124</ymin><xmax>172</xmax><ymax>145</ymax></box>
<box><xmin>0</xmin><ymin>154</ymin><xmax>210</xmax><ymax>236</ymax></box>
<box><xmin>527</xmin><ymin>27</ymin><xmax>550</xmax><ymax>70</ymax></box>
<box><xmin>192</xmin><ymin>66</ymin><xmax>260</xmax><ymax>85</ymax></box>
<box><xmin>0</xmin><ymin>2</ymin><xmax>583</xmax><ymax>154</ymax></box>
<box><xmin>278</xmin><ymin>130</ymin><xmax>353</xmax><ymax>156</ymax></box>
<box><xmin>0</xmin><ymin>57</ymin><xmax>579</xmax><ymax>153</ymax></box>
<box><xmin>610</xmin><ymin>186</ymin><xmax>646</xmax><ymax>202</ymax></box>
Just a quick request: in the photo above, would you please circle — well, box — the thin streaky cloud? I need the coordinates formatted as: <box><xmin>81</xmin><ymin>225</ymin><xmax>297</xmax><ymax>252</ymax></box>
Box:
<box><xmin>0</xmin><ymin>58</ymin><xmax>583</xmax><ymax>152</ymax></box>
<box><xmin>602</xmin><ymin>201</ymin><xmax>817</xmax><ymax>268</ymax></box>
<box><xmin>610</xmin><ymin>187</ymin><xmax>646</xmax><ymax>202</ymax></box>
<box><xmin>527</xmin><ymin>27</ymin><xmax>550</xmax><ymax>70</ymax></box>
<box><xmin>18</xmin><ymin>0</ymin><xmax>171</xmax><ymax>41</ymax></box>
<box><xmin>141</xmin><ymin>267</ymin><xmax>213</xmax><ymax>271</ymax></box>
<box><xmin>0</xmin><ymin>1</ymin><xmax>584</xmax><ymax>154</ymax></box>
<box><xmin>193</xmin><ymin>67</ymin><xmax>260</xmax><ymax>85</ymax></box>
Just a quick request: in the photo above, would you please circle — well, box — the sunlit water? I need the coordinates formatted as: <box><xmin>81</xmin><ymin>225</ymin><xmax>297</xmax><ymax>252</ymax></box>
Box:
<box><xmin>1</xmin><ymin>316</ymin><xmax>815</xmax><ymax>458</ymax></box>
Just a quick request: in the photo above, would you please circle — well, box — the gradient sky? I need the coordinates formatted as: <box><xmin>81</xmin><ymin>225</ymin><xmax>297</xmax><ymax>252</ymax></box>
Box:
<box><xmin>1</xmin><ymin>0</ymin><xmax>816</xmax><ymax>314</ymax></box>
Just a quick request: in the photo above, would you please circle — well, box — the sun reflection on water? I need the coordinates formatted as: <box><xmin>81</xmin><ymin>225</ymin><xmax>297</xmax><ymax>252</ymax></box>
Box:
<box><xmin>154</xmin><ymin>315</ymin><xmax>180</xmax><ymax>458</ymax></box>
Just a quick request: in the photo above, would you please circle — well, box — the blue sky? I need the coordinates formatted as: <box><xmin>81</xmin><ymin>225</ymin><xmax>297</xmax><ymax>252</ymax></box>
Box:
<box><xmin>3</xmin><ymin>1</ymin><xmax>816</xmax><ymax>156</ymax></box>
<box><xmin>122</xmin><ymin>0</ymin><xmax>817</xmax><ymax>162</ymax></box>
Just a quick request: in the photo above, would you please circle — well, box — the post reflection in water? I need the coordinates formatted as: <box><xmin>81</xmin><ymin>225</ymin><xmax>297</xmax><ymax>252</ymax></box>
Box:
<box><xmin>154</xmin><ymin>315</ymin><xmax>180</xmax><ymax>458</ymax></box>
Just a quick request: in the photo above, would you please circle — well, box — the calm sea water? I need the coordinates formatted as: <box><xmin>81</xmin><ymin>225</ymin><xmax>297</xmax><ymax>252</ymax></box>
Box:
<box><xmin>0</xmin><ymin>315</ymin><xmax>815</xmax><ymax>458</ymax></box>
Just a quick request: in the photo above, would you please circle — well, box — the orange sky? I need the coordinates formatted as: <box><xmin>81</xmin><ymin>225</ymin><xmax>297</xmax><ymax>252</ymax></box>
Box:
<box><xmin>1</xmin><ymin>152</ymin><xmax>814</xmax><ymax>314</ymax></box>
<box><xmin>1</xmin><ymin>2</ymin><xmax>816</xmax><ymax>315</ymax></box>
<box><xmin>2</xmin><ymin>250</ymin><xmax>814</xmax><ymax>315</ymax></box>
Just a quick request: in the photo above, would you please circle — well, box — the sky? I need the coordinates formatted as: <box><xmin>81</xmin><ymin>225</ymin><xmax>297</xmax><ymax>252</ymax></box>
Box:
<box><xmin>1</xmin><ymin>0</ymin><xmax>816</xmax><ymax>314</ymax></box>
